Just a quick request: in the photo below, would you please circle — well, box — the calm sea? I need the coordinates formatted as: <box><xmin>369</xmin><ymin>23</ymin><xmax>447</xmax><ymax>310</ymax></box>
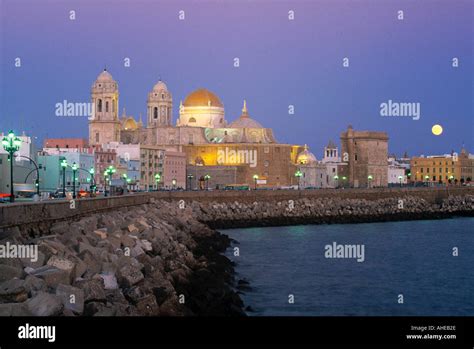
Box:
<box><xmin>223</xmin><ymin>217</ymin><xmax>474</xmax><ymax>316</ymax></box>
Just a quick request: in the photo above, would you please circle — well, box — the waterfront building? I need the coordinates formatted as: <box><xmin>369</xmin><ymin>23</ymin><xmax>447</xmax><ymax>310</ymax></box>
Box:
<box><xmin>410</xmin><ymin>148</ymin><xmax>473</xmax><ymax>184</ymax></box>
<box><xmin>163</xmin><ymin>151</ymin><xmax>186</xmax><ymax>189</ymax></box>
<box><xmin>37</xmin><ymin>153</ymin><xmax>69</xmax><ymax>192</ymax></box>
<box><xmin>339</xmin><ymin>126</ymin><xmax>389</xmax><ymax>188</ymax></box>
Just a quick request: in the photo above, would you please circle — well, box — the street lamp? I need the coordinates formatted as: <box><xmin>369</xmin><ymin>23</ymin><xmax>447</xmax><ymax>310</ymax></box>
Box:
<box><xmin>104</xmin><ymin>165</ymin><xmax>116</xmax><ymax>197</ymax></box>
<box><xmin>253</xmin><ymin>174</ymin><xmax>259</xmax><ymax>190</ymax></box>
<box><xmin>2</xmin><ymin>130</ymin><xmax>22</xmax><ymax>203</ymax></box>
<box><xmin>342</xmin><ymin>176</ymin><xmax>347</xmax><ymax>188</ymax></box>
<box><xmin>333</xmin><ymin>175</ymin><xmax>339</xmax><ymax>189</ymax></box>
<box><xmin>204</xmin><ymin>174</ymin><xmax>211</xmax><ymax>190</ymax></box>
<box><xmin>295</xmin><ymin>170</ymin><xmax>303</xmax><ymax>190</ymax></box>
<box><xmin>89</xmin><ymin>168</ymin><xmax>95</xmax><ymax>194</ymax></box>
<box><xmin>187</xmin><ymin>173</ymin><xmax>194</xmax><ymax>191</ymax></box>
<box><xmin>172</xmin><ymin>178</ymin><xmax>177</xmax><ymax>189</ymax></box>
<box><xmin>449</xmin><ymin>175</ymin><xmax>454</xmax><ymax>185</ymax></box>
<box><xmin>60</xmin><ymin>159</ymin><xmax>68</xmax><ymax>198</ymax></box>
<box><xmin>398</xmin><ymin>175</ymin><xmax>403</xmax><ymax>187</ymax></box>
<box><xmin>71</xmin><ymin>162</ymin><xmax>78</xmax><ymax>199</ymax></box>
<box><xmin>122</xmin><ymin>174</ymin><xmax>128</xmax><ymax>193</ymax></box>
<box><xmin>424</xmin><ymin>175</ymin><xmax>430</xmax><ymax>187</ymax></box>
<box><xmin>154</xmin><ymin>173</ymin><xmax>161</xmax><ymax>190</ymax></box>
<box><xmin>367</xmin><ymin>175</ymin><xmax>373</xmax><ymax>188</ymax></box>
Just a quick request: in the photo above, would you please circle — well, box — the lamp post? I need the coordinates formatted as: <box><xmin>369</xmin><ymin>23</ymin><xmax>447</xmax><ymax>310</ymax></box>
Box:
<box><xmin>154</xmin><ymin>173</ymin><xmax>161</xmax><ymax>190</ymax></box>
<box><xmin>89</xmin><ymin>168</ymin><xmax>95</xmax><ymax>195</ymax></box>
<box><xmin>60</xmin><ymin>159</ymin><xmax>68</xmax><ymax>198</ymax></box>
<box><xmin>342</xmin><ymin>176</ymin><xmax>347</xmax><ymax>188</ymax></box>
<box><xmin>2</xmin><ymin>130</ymin><xmax>22</xmax><ymax>203</ymax></box>
<box><xmin>104</xmin><ymin>165</ymin><xmax>116</xmax><ymax>197</ymax></box>
<box><xmin>71</xmin><ymin>162</ymin><xmax>78</xmax><ymax>199</ymax></box>
<box><xmin>367</xmin><ymin>175</ymin><xmax>373</xmax><ymax>188</ymax></box>
<box><xmin>253</xmin><ymin>174</ymin><xmax>259</xmax><ymax>190</ymax></box>
<box><xmin>398</xmin><ymin>175</ymin><xmax>403</xmax><ymax>187</ymax></box>
<box><xmin>295</xmin><ymin>170</ymin><xmax>303</xmax><ymax>190</ymax></box>
<box><xmin>204</xmin><ymin>174</ymin><xmax>211</xmax><ymax>190</ymax></box>
<box><xmin>187</xmin><ymin>173</ymin><xmax>194</xmax><ymax>191</ymax></box>
<box><xmin>172</xmin><ymin>178</ymin><xmax>177</xmax><ymax>190</ymax></box>
<box><xmin>333</xmin><ymin>175</ymin><xmax>339</xmax><ymax>189</ymax></box>
<box><xmin>449</xmin><ymin>175</ymin><xmax>454</xmax><ymax>185</ymax></box>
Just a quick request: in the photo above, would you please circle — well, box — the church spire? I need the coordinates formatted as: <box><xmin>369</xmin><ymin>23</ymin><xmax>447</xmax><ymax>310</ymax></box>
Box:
<box><xmin>241</xmin><ymin>100</ymin><xmax>249</xmax><ymax>118</ymax></box>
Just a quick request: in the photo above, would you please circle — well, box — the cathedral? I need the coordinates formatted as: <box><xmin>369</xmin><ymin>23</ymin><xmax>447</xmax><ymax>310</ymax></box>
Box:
<box><xmin>88</xmin><ymin>69</ymin><xmax>304</xmax><ymax>187</ymax></box>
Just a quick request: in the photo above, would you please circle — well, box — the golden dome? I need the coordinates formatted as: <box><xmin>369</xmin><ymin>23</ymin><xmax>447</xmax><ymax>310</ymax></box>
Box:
<box><xmin>183</xmin><ymin>88</ymin><xmax>223</xmax><ymax>108</ymax></box>
<box><xmin>123</xmin><ymin>118</ymin><xmax>138</xmax><ymax>131</ymax></box>
<box><xmin>297</xmin><ymin>145</ymin><xmax>317</xmax><ymax>165</ymax></box>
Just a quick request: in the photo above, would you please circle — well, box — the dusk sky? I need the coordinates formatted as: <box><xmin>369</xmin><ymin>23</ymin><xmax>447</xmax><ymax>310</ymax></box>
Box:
<box><xmin>0</xmin><ymin>0</ymin><xmax>472</xmax><ymax>157</ymax></box>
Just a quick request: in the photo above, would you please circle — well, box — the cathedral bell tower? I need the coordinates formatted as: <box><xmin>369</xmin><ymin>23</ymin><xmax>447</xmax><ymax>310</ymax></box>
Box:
<box><xmin>147</xmin><ymin>79</ymin><xmax>173</xmax><ymax>127</ymax></box>
<box><xmin>89</xmin><ymin>69</ymin><xmax>121</xmax><ymax>145</ymax></box>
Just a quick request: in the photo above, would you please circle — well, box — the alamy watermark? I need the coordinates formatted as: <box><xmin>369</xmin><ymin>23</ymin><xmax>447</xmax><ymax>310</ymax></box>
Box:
<box><xmin>324</xmin><ymin>242</ymin><xmax>365</xmax><ymax>262</ymax></box>
<box><xmin>0</xmin><ymin>242</ymin><xmax>38</xmax><ymax>262</ymax></box>
<box><xmin>380</xmin><ymin>100</ymin><xmax>420</xmax><ymax>120</ymax></box>
<box><xmin>55</xmin><ymin>100</ymin><xmax>95</xmax><ymax>118</ymax></box>
<box><xmin>217</xmin><ymin>147</ymin><xmax>257</xmax><ymax>168</ymax></box>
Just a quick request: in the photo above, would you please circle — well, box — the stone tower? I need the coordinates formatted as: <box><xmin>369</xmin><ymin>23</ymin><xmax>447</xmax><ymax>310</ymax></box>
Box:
<box><xmin>89</xmin><ymin>69</ymin><xmax>121</xmax><ymax>145</ymax></box>
<box><xmin>147</xmin><ymin>80</ymin><xmax>173</xmax><ymax>127</ymax></box>
<box><xmin>339</xmin><ymin>125</ymin><xmax>389</xmax><ymax>188</ymax></box>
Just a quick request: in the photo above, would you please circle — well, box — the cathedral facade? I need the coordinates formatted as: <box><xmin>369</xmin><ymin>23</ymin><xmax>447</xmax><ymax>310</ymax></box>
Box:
<box><xmin>88</xmin><ymin>69</ymin><xmax>303</xmax><ymax>188</ymax></box>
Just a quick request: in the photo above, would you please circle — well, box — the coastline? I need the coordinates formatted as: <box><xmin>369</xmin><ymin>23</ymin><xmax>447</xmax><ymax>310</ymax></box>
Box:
<box><xmin>0</xmin><ymin>193</ymin><xmax>472</xmax><ymax>316</ymax></box>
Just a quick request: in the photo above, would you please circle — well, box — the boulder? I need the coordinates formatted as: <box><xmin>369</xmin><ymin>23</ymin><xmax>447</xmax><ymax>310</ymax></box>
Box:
<box><xmin>24</xmin><ymin>275</ymin><xmax>46</xmax><ymax>296</ymax></box>
<box><xmin>0</xmin><ymin>302</ymin><xmax>32</xmax><ymax>316</ymax></box>
<box><xmin>0</xmin><ymin>264</ymin><xmax>23</xmax><ymax>282</ymax></box>
<box><xmin>55</xmin><ymin>284</ymin><xmax>84</xmax><ymax>314</ymax></box>
<box><xmin>27</xmin><ymin>292</ymin><xmax>64</xmax><ymax>316</ymax></box>
<box><xmin>0</xmin><ymin>279</ymin><xmax>28</xmax><ymax>303</ymax></box>
<box><xmin>135</xmin><ymin>294</ymin><xmax>159</xmax><ymax>316</ymax></box>
<box><xmin>76</xmin><ymin>279</ymin><xmax>106</xmax><ymax>302</ymax></box>
<box><xmin>117</xmin><ymin>265</ymin><xmax>144</xmax><ymax>288</ymax></box>
<box><xmin>99</xmin><ymin>272</ymin><xmax>118</xmax><ymax>290</ymax></box>
<box><xmin>31</xmin><ymin>265</ymin><xmax>71</xmax><ymax>288</ymax></box>
<box><xmin>46</xmin><ymin>256</ymin><xmax>75</xmax><ymax>283</ymax></box>
<box><xmin>21</xmin><ymin>250</ymin><xmax>46</xmax><ymax>269</ymax></box>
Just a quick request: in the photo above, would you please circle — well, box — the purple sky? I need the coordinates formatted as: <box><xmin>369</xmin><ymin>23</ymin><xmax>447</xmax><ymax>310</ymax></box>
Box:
<box><xmin>1</xmin><ymin>0</ymin><xmax>472</xmax><ymax>157</ymax></box>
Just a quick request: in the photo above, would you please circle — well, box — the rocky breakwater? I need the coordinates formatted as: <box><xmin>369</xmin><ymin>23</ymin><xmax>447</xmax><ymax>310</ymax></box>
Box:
<box><xmin>0</xmin><ymin>199</ymin><xmax>244</xmax><ymax>316</ymax></box>
<box><xmin>194</xmin><ymin>194</ymin><xmax>474</xmax><ymax>229</ymax></box>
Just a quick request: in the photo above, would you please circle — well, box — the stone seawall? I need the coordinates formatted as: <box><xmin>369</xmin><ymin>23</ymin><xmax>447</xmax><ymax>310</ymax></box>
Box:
<box><xmin>0</xmin><ymin>188</ymin><xmax>473</xmax><ymax>316</ymax></box>
<box><xmin>1</xmin><ymin>187</ymin><xmax>471</xmax><ymax>229</ymax></box>
<box><xmin>194</xmin><ymin>195</ymin><xmax>474</xmax><ymax>229</ymax></box>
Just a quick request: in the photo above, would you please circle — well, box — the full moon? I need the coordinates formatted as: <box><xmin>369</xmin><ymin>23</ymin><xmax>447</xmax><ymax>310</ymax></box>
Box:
<box><xmin>432</xmin><ymin>124</ymin><xmax>443</xmax><ymax>136</ymax></box>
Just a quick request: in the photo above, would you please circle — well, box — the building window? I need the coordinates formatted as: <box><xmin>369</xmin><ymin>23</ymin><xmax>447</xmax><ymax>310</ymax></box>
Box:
<box><xmin>264</xmin><ymin>147</ymin><xmax>269</xmax><ymax>154</ymax></box>
<box><xmin>355</xmin><ymin>154</ymin><xmax>358</xmax><ymax>161</ymax></box>
<box><xmin>105</xmin><ymin>101</ymin><xmax>109</xmax><ymax>112</ymax></box>
<box><xmin>162</xmin><ymin>93</ymin><xmax>165</xmax><ymax>100</ymax></box>
<box><xmin>188</xmin><ymin>117</ymin><xmax>196</xmax><ymax>123</ymax></box>
<box><xmin>97</xmin><ymin>99</ymin><xmax>102</xmax><ymax>112</ymax></box>
<box><xmin>95</xmin><ymin>133</ymin><xmax>99</xmax><ymax>143</ymax></box>
<box><xmin>264</xmin><ymin>160</ymin><xmax>269</xmax><ymax>167</ymax></box>
<box><xmin>154</xmin><ymin>107</ymin><xmax>158</xmax><ymax>119</ymax></box>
